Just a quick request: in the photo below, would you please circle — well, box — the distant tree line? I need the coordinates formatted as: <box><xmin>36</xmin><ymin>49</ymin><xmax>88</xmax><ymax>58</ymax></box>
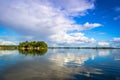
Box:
<box><xmin>19</xmin><ymin>41</ymin><xmax>48</xmax><ymax>49</ymax></box>
<box><xmin>0</xmin><ymin>45</ymin><xmax>18</xmax><ymax>50</ymax></box>
<box><xmin>48</xmin><ymin>47</ymin><xmax>118</xmax><ymax>49</ymax></box>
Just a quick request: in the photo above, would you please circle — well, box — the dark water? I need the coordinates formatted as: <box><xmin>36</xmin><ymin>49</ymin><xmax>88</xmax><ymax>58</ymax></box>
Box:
<box><xmin>0</xmin><ymin>49</ymin><xmax>120</xmax><ymax>80</ymax></box>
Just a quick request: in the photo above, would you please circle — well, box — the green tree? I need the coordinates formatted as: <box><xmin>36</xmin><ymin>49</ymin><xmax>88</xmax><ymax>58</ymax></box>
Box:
<box><xmin>19</xmin><ymin>41</ymin><xmax>48</xmax><ymax>49</ymax></box>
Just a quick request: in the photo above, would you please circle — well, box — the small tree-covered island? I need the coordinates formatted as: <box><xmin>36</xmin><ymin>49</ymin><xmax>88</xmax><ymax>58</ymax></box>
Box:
<box><xmin>18</xmin><ymin>41</ymin><xmax>48</xmax><ymax>56</ymax></box>
<box><xmin>0</xmin><ymin>41</ymin><xmax>48</xmax><ymax>50</ymax></box>
<box><xmin>19</xmin><ymin>41</ymin><xmax>48</xmax><ymax>49</ymax></box>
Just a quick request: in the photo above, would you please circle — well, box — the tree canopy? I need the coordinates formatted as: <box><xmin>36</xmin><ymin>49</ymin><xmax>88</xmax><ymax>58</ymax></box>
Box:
<box><xmin>19</xmin><ymin>41</ymin><xmax>48</xmax><ymax>49</ymax></box>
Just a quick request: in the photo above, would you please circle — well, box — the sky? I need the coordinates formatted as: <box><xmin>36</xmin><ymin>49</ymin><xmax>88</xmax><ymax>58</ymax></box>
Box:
<box><xmin>0</xmin><ymin>0</ymin><xmax>120</xmax><ymax>47</ymax></box>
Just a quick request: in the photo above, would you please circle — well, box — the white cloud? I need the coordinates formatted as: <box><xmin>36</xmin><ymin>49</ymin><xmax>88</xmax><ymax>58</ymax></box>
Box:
<box><xmin>83</xmin><ymin>22</ymin><xmax>101</xmax><ymax>30</ymax></box>
<box><xmin>0</xmin><ymin>40</ymin><xmax>16</xmax><ymax>45</ymax></box>
<box><xmin>112</xmin><ymin>38</ymin><xmax>120</xmax><ymax>48</ymax></box>
<box><xmin>98</xmin><ymin>41</ymin><xmax>109</xmax><ymax>47</ymax></box>
<box><xmin>0</xmin><ymin>36</ymin><xmax>34</xmax><ymax>42</ymax></box>
<box><xmin>113</xmin><ymin>38</ymin><xmax>120</xmax><ymax>42</ymax></box>
<box><xmin>49</xmin><ymin>32</ymin><xmax>96</xmax><ymax>44</ymax></box>
<box><xmin>0</xmin><ymin>0</ymin><xmax>101</xmax><ymax>45</ymax></box>
<box><xmin>49</xmin><ymin>0</ymin><xmax>95</xmax><ymax>16</ymax></box>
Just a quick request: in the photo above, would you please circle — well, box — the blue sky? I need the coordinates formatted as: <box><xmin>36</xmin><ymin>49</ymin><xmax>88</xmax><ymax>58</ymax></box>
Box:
<box><xmin>0</xmin><ymin>0</ymin><xmax>120</xmax><ymax>47</ymax></box>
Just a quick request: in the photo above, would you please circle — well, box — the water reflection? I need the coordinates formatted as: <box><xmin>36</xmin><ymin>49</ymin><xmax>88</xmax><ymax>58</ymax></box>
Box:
<box><xmin>113</xmin><ymin>50</ymin><xmax>120</xmax><ymax>60</ymax></box>
<box><xmin>19</xmin><ymin>48</ymin><xmax>48</xmax><ymax>56</ymax></box>
<box><xmin>98</xmin><ymin>50</ymin><xmax>110</xmax><ymax>56</ymax></box>
<box><xmin>0</xmin><ymin>50</ymin><xmax>18</xmax><ymax>56</ymax></box>
<box><xmin>0</xmin><ymin>50</ymin><xmax>20</xmax><ymax>73</ymax></box>
<box><xmin>0</xmin><ymin>49</ymin><xmax>120</xmax><ymax>80</ymax></box>
<box><xmin>49</xmin><ymin>49</ymin><xmax>111</xmax><ymax>67</ymax></box>
<box><xmin>0</xmin><ymin>55</ymin><xmax>103</xmax><ymax>80</ymax></box>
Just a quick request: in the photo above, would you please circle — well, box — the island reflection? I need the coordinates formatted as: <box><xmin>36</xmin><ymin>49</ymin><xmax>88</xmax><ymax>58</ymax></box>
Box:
<box><xmin>19</xmin><ymin>48</ymin><xmax>48</xmax><ymax>56</ymax></box>
<box><xmin>1</xmin><ymin>49</ymin><xmax>120</xmax><ymax>80</ymax></box>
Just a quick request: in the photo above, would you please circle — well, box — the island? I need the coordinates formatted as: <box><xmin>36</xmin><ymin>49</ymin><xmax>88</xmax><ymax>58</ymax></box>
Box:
<box><xmin>0</xmin><ymin>41</ymin><xmax>120</xmax><ymax>50</ymax></box>
<box><xmin>19</xmin><ymin>41</ymin><xmax>48</xmax><ymax>50</ymax></box>
<box><xmin>0</xmin><ymin>41</ymin><xmax>48</xmax><ymax>50</ymax></box>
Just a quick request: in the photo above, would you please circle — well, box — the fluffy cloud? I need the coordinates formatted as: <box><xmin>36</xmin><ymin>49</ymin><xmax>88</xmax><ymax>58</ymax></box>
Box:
<box><xmin>0</xmin><ymin>40</ymin><xmax>16</xmax><ymax>45</ymax></box>
<box><xmin>98</xmin><ymin>41</ymin><xmax>109</xmax><ymax>47</ymax></box>
<box><xmin>82</xmin><ymin>22</ymin><xmax>101</xmax><ymax>30</ymax></box>
<box><xmin>112</xmin><ymin>38</ymin><xmax>120</xmax><ymax>47</ymax></box>
<box><xmin>113</xmin><ymin>38</ymin><xmax>120</xmax><ymax>42</ymax></box>
<box><xmin>0</xmin><ymin>0</ymin><xmax>101</xmax><ymax>45</ymax></box>
<box><xmin>0</xmin><ymin>36</ymin><xmax>34</xmax><ymax>42</ymax></box>
<box><xmin>48</xmin><ymin>0</ymin><xmax>95</xmax><ymax>16</ymax></box>
<box><xmin>50</xmin><ymin>32</ymin><xmax>96</xmax><ymax>44</ymax></box>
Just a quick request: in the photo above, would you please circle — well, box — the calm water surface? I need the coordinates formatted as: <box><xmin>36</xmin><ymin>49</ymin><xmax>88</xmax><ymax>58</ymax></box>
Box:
<box><xmin>0</xmin><ymin>49</ymin><xmax>120</xmax><ymax>80</ymax></box>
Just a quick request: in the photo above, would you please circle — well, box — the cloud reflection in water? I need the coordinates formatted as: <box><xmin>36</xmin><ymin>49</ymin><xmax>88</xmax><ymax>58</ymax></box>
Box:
<box><xmin>1</xmin><ymin>49</ymin><xmax>120</xmax><ymax>80</ymax></box>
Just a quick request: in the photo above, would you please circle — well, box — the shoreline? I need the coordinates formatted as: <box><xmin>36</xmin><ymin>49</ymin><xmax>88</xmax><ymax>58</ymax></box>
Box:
<box><xmin>0</xmin><ymin>45</ymin><xmax>120</xmax><ymax>50</ymax></box>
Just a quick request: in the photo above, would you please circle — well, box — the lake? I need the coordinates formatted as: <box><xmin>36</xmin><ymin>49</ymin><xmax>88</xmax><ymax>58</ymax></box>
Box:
<box><xmin>0</xmin><ymin>49</ymin><xmax>120</xmax><ymax>80</ymax></box>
